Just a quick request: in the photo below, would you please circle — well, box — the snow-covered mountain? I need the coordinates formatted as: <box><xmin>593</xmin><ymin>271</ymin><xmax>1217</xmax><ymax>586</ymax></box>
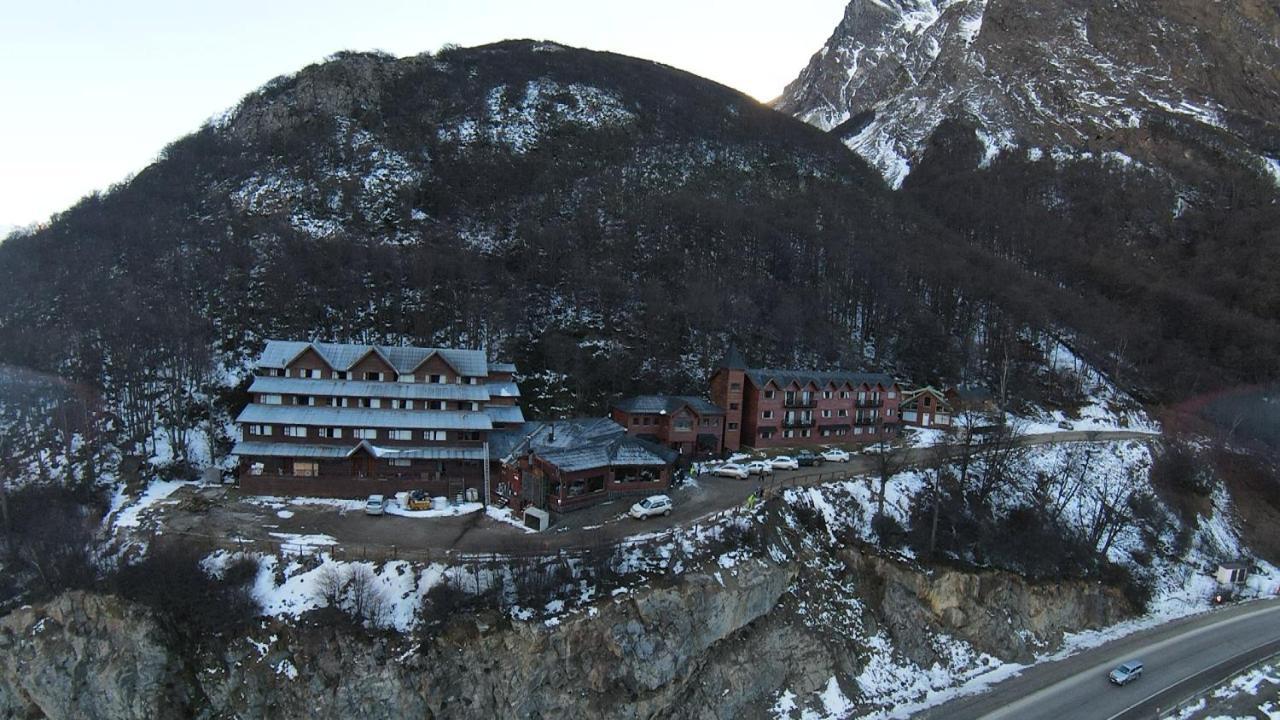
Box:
<box><xmin>776</xmin><ymin>0</ymin><xmax>1280</xmax><ymax>188</ymax></box>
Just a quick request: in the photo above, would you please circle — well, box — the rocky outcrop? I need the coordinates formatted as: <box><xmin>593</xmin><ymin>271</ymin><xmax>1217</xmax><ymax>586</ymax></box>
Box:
<box><xmin>850</xmin><ymin>551</ymin><xmax>1133</xmax><ymax>664</ymax></box>
<box><xmin>0</xmin><ymin>548</ymin><xmax>1136</xmax><ymax>719</ymax></box>
<box><xmin>0</xmin><ymin>592</ymin><xmax>189</xmax><ymax>720</ymax></box>
<box><xmin>776</xmin><ymin>0</ymin><xmax>1280</xmax><ymax>186</ymax></box>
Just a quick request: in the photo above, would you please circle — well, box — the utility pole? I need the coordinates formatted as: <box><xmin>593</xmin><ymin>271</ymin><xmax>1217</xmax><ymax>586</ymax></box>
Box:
<box><xmin>482</xmin><ymin>441</ymin><xmax>490</xmax><ymax>507</ymax></box>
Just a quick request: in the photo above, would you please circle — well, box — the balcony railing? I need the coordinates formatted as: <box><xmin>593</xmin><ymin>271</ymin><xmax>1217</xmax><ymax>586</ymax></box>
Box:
<box><xmin>783</xmin><ymin>397</ymin><xmax>817</xmax><ymax>408</ymax></box>
<box><xmin>782</xmin><ymin>417</ymin><xmax>815</xmax><ymax>428</ymax></box>
<box><xmin>853</xmin><ymin>416</ymin><xmax>881</xmax><ymax>426</ymax></box>
<box><xmin>855</xmin><ymin>398</ymin><xmax>883</xmax><ymax>408</ymax></box>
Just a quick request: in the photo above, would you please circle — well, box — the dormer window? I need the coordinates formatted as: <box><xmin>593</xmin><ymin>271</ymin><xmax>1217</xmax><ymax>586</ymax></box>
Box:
<box><xmin>364</xmin><ymin>371</ymin><xmax>383</xmax><ymax>381</ymax></box>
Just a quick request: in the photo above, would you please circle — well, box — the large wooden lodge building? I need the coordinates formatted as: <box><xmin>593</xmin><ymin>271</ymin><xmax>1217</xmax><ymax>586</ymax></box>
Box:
<box><xmin>234</xmin><ymin>340</ymin><xmax>523</xmax><ymax>499</ymax></box>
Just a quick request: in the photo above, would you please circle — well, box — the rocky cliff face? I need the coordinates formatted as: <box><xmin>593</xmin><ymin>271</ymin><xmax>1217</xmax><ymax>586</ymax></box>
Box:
<box><xmin>776</xmin><ymin>0</ymin><xmax>1280</xmax><ymax>187</ymax></box>
<box><xmin>0</xmin><ymin>546</ymin><xmax>1134</xmax><ymax>719</ymax></box>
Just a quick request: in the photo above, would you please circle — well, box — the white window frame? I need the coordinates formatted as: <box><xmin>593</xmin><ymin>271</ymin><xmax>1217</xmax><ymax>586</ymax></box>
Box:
<box><xmin>388</xmin><ymin>429</ymin><xmax>412</xmax><ymax>441</ymax></box>
<box><xmin>423</xmin><ymin>430</ymin><xmax>446</xmax><ymax>441</ymax></box>
<box><xmin>284</xmin><ymin>425</ymin><xmax>307</xmax><ymax>438</ymax></box>
<box><xmin>248</xmin><ymin>424</ymin><xmax>270</xmax><ymax>436</ymax></box>
<box><xmin>389</xmin><ymin>458</ymin><xmax>412</xmax><ymax>467</ymax></box>
<box><xmin>261</xmin><ymin>394</ymin><xmax>283</xmax><ymax>405</ymax></box>
<box><xmin>320</xmin><ymin>427</ymin><xmax>343</xmax><ymax>439</ymax></box>
<box><xmin>354</xmin><ymin>428</ymin><xmax>378</xmax><ymax>439</ymax></box>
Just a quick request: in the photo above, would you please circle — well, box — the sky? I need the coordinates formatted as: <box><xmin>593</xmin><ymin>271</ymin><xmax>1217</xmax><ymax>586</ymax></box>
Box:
<box><xmin>0</xmin><ymin>0</ymin><xmax>848</xmax><ymax>231</ymax></box>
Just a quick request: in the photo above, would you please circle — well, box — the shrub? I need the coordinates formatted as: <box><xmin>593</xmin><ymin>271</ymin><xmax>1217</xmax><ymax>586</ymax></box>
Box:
<box><xmin>870</xmin><ymin>513</ymin><xmax>906</xmax><ymax>550</ymax></box>
<box><xmin>110</xmin><ymin>544</ymin><xmax>260</xmax><ymax>650</ymax></box>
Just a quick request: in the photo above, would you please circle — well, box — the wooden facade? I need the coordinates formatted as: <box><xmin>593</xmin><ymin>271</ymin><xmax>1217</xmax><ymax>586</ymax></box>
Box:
<box><xmin>234</xmin><ymin>340</ymin><xmax>522</xmax><ymax>499</ymax></box>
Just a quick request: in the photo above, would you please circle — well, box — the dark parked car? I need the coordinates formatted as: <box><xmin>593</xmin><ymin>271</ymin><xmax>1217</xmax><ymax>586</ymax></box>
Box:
<box><xmin>796</xmin><ymin>450</ymin><xmax>824</xmax><ymax>467</ymax></box>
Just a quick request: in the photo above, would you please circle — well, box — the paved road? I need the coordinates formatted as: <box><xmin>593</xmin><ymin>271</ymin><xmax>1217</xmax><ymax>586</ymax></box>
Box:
<box><xmin>919</xmin><ymin>600</ymin><xmax>1280</xmax><ymax>720</ymax></box>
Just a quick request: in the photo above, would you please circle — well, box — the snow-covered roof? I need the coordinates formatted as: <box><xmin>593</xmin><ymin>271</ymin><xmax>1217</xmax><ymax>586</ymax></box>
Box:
<box><xmin>489</xmin><ymin>417</ymin><xmax>678</xmax><ymax>473</ymax></box>
<box><xmin>236</xmin><ymin>404</ymin><xmax>493</xmax><ymax>430</ymax></box>
<box><xmin>612</xmin><ymin>395</ymin><xmax>724</xmax><ymax>416</ymax></box>
<box><xmin>249</xmin><ymin>375</ymin><xmax>492</xmax><ymax>401</ymax></box>
<box><xmin>232</xmin><ymin>441</ymin><xmax>486</xmax><ymax>461</ymax></box>
<box><xmin>484</xmin><ymin>405</ymin><xmax>526</xmax><ymax>424</ymax></box>
<box><xmin>256</xmin><ymin>340</ymin><xmax>495</xmax><ymax>377</ymax></box>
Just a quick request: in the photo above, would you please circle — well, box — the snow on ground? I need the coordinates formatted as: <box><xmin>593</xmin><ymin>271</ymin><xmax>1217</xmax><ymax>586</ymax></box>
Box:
<box><xmin>267</xmin><ymin>532</ymin><xmax>339</xmax><ymax>552</ymax></box>
<box><xmin>1018</xmin><ymin>339</ymin><xmax>1160</xmax><ymax>435</ymax></box>
<box><xmin>384</xmin><ymin>501</ymin><xmax>482</xmax><ymax>519</ymax></box>
<box><xmin>773</xmin><ymin>434</ymin><xmax>1279</xmax><ymax>719</ymax></box>
<box><xmin>486</xmin><ymin>506</ymin><xmax>536</xmax><ymax>533</ymax></box>
<box><xmin>108</xmin><ymin>480</ymin><xmax>195</xmax><ymax>530</ymax></box>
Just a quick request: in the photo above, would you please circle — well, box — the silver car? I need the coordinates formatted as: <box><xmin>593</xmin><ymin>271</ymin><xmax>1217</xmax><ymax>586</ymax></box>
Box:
<box><xmin>1108</xmin><ymin>661</ymin><xmax>1143</xmax><ymax>686</ymax></box>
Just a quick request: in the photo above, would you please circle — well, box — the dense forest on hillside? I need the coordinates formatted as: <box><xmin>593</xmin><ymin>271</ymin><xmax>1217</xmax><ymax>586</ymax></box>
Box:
<box><xmin>0</xmin><ymin>41</ymin><xmax>1272</xmax><ymax>461</ymax></box>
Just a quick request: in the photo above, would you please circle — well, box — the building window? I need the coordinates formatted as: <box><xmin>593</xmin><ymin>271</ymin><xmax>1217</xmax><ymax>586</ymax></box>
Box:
<box><xmin>293</xmin><ymin>461</ymin><xmax>319</xmax><ymax>477</ymax></box>
<box><xmin>838</xmin><ymin>409</ymin><xmax>848</xmax><ymax>417</ymax></box>
<box><xmin>730</xmin><ymin>382</ymin><xmax>741</xmax><ymax>391</ymax></box>
<box><xmin>459</xmin><ymin>431</ymin><xmax>480</xmax><ymax>441</ymax></box>
<box><xmin>271</xmin><ymin>368</ymin><xmax>286</xmax><ymax>377</ymax></box>
<box><xmin>388</xmin><ymin>429</ymin><xmax>412</xmax><ymax>441</ymax></box>
<box><xmin>822</xmin><ymin>409</ymin><xmax>832</xmax><ymax>418</ymax></box>
<box><xmin>248</xmin><ymin>424</ymin><xmax>270</xmax><ymax>436</ymax></box>
<box><xmin>390</xmin><ymin>398</ymin><xmax>411</xmax><ymax>409</ymax></box>
<box><xmin>801</xmin><ymin>429</ymin><xmax>811</xmax><ymax>438</ymax></box>
<box><xmin>783</xmin><ymin>429</ymin><xmax>795</xmax><ymax>439</ymax></box>
<box><xmin>760</xmin><ymin>428</ymin><xmax>774</xmax><ymax>439</ymax></box>
<box><xmin>764</xmin><ymin>390</ymin><xmax>775</xmax><ymax>399</ymax></box>
<box><xmin>674</xmin><ymin>417</ymin><xmax>692</xmax><ymax>432</ymax></box>
<box><xmin>261</xmin><ymin>394</ymin><xmax>283</xmax><ymax>405</ymax></box>
<box><xmin>358</xmin><ymin>397</ymin><xmax>382</xmax><ymax>409</ymax></box>
<box><xmin>728</xmin><ymin>422</ymin><xmax>738</xmax><ymax>430</ymax></box>
<box><xmin>888</xmin><ymin>391</ymin><xmax>897</xmax><ymax>399</ymax></box>
<box><xmin>822</xmin><ymin>390</ymin><xmax>833</xmax><ymax>399</ymax></box>
<box><xmin>397</xmin><ymin>374</ymin><xmax>414</xmax><ymax>383</ymax></box>
<box><xmin>295</xmin><ymin>395</ymin><xmax>315</xmax><ymax>406</ymax></box>
<box><xmin>319</xmin><ymin>427</ymin><xmax>343</xmax><ymax>439</ymax></box>
<box><xmin>423</xmin><ymin>430</ymin><xmax>446</xmax><ymax>441</ymax></box>
<box><xmin>429</xmin><ymin>374</ymin><xmax>444</xmax><ymax>384</ymax></box>
<box><xmin>284</xmin><ymin>426</ymin><xmax>307</xmax><ymax>438</ymax></box>
<box><xmin>470</xmin><ymin>402</ymin><xmax>481</xmax><ymax>411</ymax></box>
<box><xmin>632</xmin><ymin>417</ymin><xmax>640</xmax><ymax>425</ymax></box>
<box><xmin>364</xmin><ymin>371</ymin><xmax>383</xmax><ymax>381</ymax></box>
<box><xmin>854</xmin><ymin>427</ymin><xmax>863</xmax><ymax>435</ymax></box>
<box><xmin>840</xmin><ymin>391</ymin><xmax>850</xmax><ymax>399</ymax></box>
<box><xmin>427</xmin><ymin>400</ymin><xmax>445</xmax><ymax>410</ymax></box>
<box><xmin>355</xmin><ymin>428</ymin><xmax>378</xmax><ymax>439</ymax></box>
<box><xmin>389</xmin><ymin>458</ymin><xmax>411</xmax><ymax>467</ymax></box>
<box><xmin>336</xmin><ymin>371</ymin><xmax>348</xmax><ymax>380</ymax></box>
<box><xmin>762</xmin><ymin>410</ymin><xmax>774</xmax><ymax>420</ymax></box>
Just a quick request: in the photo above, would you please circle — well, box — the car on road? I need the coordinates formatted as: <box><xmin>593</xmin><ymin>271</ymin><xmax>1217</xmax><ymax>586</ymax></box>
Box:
<box><xmin>1108</xmin><ymin>660</ymin><xmax>1143</xmax><ymax>686</ymax></box>
<box><xmin>365</xmin><ymin>494</ymin><xmax>386</xmax><ymax>516</ymax></box>
<box><xmin>629</xmin><ymin>495</ymin><xmax>673</xmax><ymax>519</ymax></box>
<box><xmin>796</xmin><ymin>450</ymin><xmax>824</xmax><ymax>467</ymax></box>
<box><xmin>713</xmin><ymin>463</ymin><xmax>750</xmax><ymax>479</ymax></box>
<box><xmin>820</xmin><ymin>448</ymin><xmax>851</xmax><ymax>463</ymax></box>
<box><xmin>770</xmin><ymin>456</ymin><xmax>799</xmax><ymax>471</ymax></box>
<box><xmin>745</xmin><ymin>460</ymin><xmax>774</xmax><ymax>476</ymax></box>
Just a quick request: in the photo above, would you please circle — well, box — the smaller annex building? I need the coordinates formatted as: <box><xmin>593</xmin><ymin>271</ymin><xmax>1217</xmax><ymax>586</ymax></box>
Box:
<box><xmin>490</xmin><ymin>418</ymin><xmax>678</xmax><ymax>514</ymax></box>
<box><xmin>610</xmin><ymin>395</ymin><xmax>726</xmax><ymax>456</ymax></box>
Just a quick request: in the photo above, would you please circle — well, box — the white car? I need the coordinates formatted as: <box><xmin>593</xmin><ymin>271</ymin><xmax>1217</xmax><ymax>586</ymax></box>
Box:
<box><xmin>820</xmin><ymin>448</ymin><xmax>851</xmax><ymax>463</ymax></box>
<box><xmin>713</xmin><ymin>463</ymin><xmax>751</xmax><ymax>479</ymax></box>
<box><xmin>770</xmin><ymin>455</ymin><xmax>799</xmax><ymax>471</ymax></box>
<box><xmin>745</xmin><ymin>460</ymin><xmax>774</xmax><ymax>476</ymax></box>
<box><xmin>364</xmin><ymin>494</ymin><xmax>386</xmax><ymax>516</ymax></box>
<box><xmin>629</xmin><ymin>495</ymin><xmax>673</xmax><ymax>519</ymax></box>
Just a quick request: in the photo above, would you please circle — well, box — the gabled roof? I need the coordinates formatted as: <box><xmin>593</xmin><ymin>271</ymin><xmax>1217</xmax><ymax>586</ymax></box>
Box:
<box><xmin>236</xmin><ymin>404</ymin><xmax>493</xmax><ymax>430</ymax></box>
<box><xmin>249</xmin><ymin>376</ymin><xmax>492</xmax><ymax>401</ymax></box>
<box><xmin>257</xmin><ymin>340</ymin><xmax>494</xmax><ymax>377</ymax></box>
<box><xmin>489</xmin><ymin>418</ymin><xmax>678</xmax><ymax>473</ymax></box>
<box><xmin>232</xmin><ymin>441</ymin><xmax>486</xmax><ymax>461</ymax></box>
<box><xmin>950</xmin><ymin>385</ymin><xmax>995</xmax><ymax>402</ymax></box>
<box><xmin>744</xmin><ymin>368</ymin><xmax>897</xmax><ymax>390</ymax></box>
<box><xmin>720</xmin><ymin>346</ymin><xmax>747</xmax><ymax>370</ymax></box>
<box><xmin>612</xmin><ymin>395</ymin><xmax>724</xmax><ymax>416</ymax></box>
